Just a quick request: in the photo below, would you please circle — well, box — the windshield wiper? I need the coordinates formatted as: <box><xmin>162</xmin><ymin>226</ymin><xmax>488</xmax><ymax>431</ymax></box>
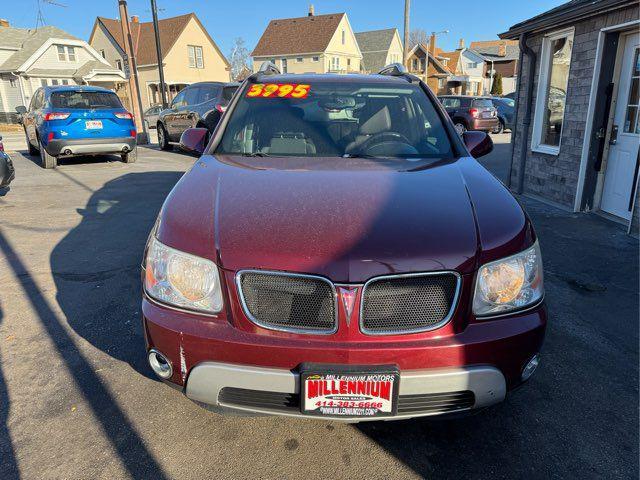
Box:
<box><xmin>342</xmin><ymin>153</ymin><xmax>388</xmax><ymax>159</ymax></box>
<box><xmin>240</xmin><ymin>152</ymin><xmax>270</xmax><ymax>157</ymax></box>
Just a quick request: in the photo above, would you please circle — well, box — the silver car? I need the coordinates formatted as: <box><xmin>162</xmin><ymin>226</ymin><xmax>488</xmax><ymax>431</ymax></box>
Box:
<box><xmin>144</xmin><ymin>105</ymin><xmax>162</xmax><ymax>129</ymax></box>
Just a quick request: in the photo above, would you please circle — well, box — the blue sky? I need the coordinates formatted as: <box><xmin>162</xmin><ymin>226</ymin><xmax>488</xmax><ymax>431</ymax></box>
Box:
<box><xmin>6</xmin><ymin>0</ymin><xmax>567</xmax><ymax>56</ymax></box>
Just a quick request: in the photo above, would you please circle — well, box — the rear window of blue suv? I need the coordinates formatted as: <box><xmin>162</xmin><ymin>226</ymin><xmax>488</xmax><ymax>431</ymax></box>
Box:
<box><xmin>50</xmin><ymin>91</ymin><xmax>123</xmax><ymax>110</ymax></box>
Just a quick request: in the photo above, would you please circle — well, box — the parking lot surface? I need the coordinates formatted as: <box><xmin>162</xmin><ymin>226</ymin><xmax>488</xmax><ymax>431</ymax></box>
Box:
<box><xmin>0</xmin><ymin>136</ymin><xmax>637</xmax><ymax>479</ymax></box>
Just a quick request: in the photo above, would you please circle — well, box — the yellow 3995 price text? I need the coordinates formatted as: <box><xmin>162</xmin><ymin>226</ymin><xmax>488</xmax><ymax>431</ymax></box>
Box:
<box><xmin>246</xmin><ymin>83</ymin><xmax>311</xmax><ymax>99</ymax></box>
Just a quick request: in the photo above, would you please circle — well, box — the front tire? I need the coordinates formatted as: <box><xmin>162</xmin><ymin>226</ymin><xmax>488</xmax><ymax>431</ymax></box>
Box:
<box><xmin>38</xmin><ymin>139</ymin><xmax>57</xmax><ymax>169</ymax></box>
<box><xmin>157</xmin><ymin>123</ymin><xmax>172</xmax><ymax>151</ymax></box>
<box><xmin>121</xmin><ymin>147</ymin><xmax>137</xmax><ymax>163</ymax></box>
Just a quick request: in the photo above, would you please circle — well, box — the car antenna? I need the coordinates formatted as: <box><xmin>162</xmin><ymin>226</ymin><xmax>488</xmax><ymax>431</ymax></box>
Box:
<box><xmin>377</xmin><ymin>63</ymin><xmax>419</xmax><ymax>83</ymax></box>
<box><xmin>247</xmin><ymin>61</ymin><xmax>281</xmax><ymax>83</ymax></box>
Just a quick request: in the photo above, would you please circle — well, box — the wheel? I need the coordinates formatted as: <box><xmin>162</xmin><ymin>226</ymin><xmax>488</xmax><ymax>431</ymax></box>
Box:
<box><xmin>157</xmin><ymin>123</ymin><xmax>172</xmax><ymax>151</ymax></box>
<box><xmin>38</xmin><ymin>139</ymin><xmax>57</xmax><ymax>169</ymax></box>
<box><xmin>25</xmin><ymin>130</ymin><xmax>38</xmax><ymax>155</ymax></box>
<box><xmin>121</xmin><ymin>147</ymin><xmax>137</xmax><ymax>163</ymax></box>
<box><xmin>492</xmin><ymin>120</ymin><xmax>504</xmax><ymax>134</ymax></box>
<box><xmin>454</xmin><ymin>122</ymin><xmax>467</xmax><ymax>135</ymax></box>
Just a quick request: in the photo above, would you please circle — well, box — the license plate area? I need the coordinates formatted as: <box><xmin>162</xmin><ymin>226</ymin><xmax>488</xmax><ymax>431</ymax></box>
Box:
<box><xmin>482</xmin><ymin>111</ymin><xmax>493</xmax><ymax>119</ymax></box>
<box><xmin>85</xmin><ymin>120</ymin><xmax>103</xmax><ymax>129</ymax></box>
<box><xmin>300</xmin><ymin>363</ymin><xmax>399</xmax><ymax>418</ymax></box>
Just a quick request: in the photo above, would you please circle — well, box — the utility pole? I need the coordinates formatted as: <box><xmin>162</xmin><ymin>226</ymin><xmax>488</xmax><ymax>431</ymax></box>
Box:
<box><xmin>118</xmin><ymin>0</ymin><xmax>148</xmax><ymax>144</ymax></box>
<box><xmin>150</xmin><ymin>0</ymin><xmax>168</xmax><ymax>109</ymax></box>
<box><xmin>403</xmin><ymin>0</ymin><xmax>410</xmax><ymax>66</ymax></box>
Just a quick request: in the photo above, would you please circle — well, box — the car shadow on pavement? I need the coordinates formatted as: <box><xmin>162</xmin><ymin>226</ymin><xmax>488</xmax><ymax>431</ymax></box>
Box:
<box><xmin>0</xmin><ymin>303</ymin><xmax>19</xmax><ymax>480</ymax></box>
<box><xmin>50</xmin><ymin>171</ymin><xmax>183</xmax><ymax>380</ymax></box>
<box><xmin>19</xmin><ymin>150</ymin><xmax>125</xmax><ymax>168</ymax></box>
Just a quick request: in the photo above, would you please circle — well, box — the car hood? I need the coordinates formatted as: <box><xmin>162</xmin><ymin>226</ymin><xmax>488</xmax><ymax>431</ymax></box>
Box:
<box><xmin>157</xmin><ymin>155</ymin><xmax>532</xmax><ymax>283</ymax></box>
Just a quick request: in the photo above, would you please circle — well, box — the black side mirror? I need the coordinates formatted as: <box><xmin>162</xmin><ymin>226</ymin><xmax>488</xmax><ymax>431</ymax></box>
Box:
<box><xmin>15</xmin><ymin>106</ymin><xmax>27</xmax><ymax>114</ymax></box>
<box><xmin>462</xmin><ymin>131</ymin><xmax>493</xmax><ymax>159</ymax></box>
<box><xmin>179</xmin><ymin>128</ymin><xmax>209</xmax><ymax>155</ymax></box>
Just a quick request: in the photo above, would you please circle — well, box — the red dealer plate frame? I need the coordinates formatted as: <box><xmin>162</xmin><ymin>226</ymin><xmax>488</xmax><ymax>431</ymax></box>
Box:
<box><xmin>300</xmin><ymin>363</ymin><xmax>400</xmax><ymax>418</ymax></box>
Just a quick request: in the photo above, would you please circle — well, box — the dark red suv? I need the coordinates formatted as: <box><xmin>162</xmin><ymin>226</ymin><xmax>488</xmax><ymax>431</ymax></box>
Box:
<box><xmin>439</xmin><ymin>95</ymin><xmax>499</xmax><ymax>135</ymax></box>
<box><xmin>141</xmin><ymin>64</ymin><xmax>545</xmax><ymax>421</ymax></box>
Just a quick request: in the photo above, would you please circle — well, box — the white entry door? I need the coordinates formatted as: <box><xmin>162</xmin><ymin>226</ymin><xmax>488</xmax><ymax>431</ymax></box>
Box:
<box><xmin>601</xmin><ymin>32</ymin><xmax>640</xmax><ymax>220</ymax></box>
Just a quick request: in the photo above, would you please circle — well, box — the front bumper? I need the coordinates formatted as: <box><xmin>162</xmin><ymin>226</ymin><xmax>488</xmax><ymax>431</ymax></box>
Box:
<box><xmin>143</xmin><ymin>295</ymin><xmax>546</xmax><ymax>420</ymax></box>
<box><xmin>185</xmin><ymin>362</ymin><xmax>506</xmax><ymax>421</ymax></box>
<box><xmin>46</xmin><ymin>137</ymin><xmax>136</xmax><ymax>156</ymax></box>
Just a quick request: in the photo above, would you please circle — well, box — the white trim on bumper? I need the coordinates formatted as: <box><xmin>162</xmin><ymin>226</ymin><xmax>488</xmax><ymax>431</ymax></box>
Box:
<box><xmin>185</xmin><ymin>362</ymin><xmax>506</xmax><ymax>421</ymax></box>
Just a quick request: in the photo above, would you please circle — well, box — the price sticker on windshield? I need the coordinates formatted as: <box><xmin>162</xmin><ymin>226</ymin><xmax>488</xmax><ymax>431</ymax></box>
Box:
<box><xmin>246</xmin><ymin>83</ymin><xmax>311</xmax><ymax>99</ymax></box>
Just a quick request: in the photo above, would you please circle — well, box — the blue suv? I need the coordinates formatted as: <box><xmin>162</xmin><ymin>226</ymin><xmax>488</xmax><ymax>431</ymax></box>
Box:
<box><xmin>18</xmin><ymin>86</ymin><xmax>137</xmax><ymax>169</ymax></box>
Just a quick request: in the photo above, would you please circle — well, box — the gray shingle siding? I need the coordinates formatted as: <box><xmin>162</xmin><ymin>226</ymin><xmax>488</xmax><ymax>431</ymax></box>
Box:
<box><xmin>510</xmin><ymin>4</ymin><xmax>639</xmax><ymax>215</ymax></box>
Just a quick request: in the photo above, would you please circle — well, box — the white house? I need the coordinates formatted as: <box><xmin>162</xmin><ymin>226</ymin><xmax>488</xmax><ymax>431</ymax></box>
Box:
<box><xmin>439</xmin><ymin>40</ymin><xmax>487</xmax><ymax>96</ymax></box>
<box><xmin>0</xmin><ymin>20</ymin><xmax>124</xmax><ymax>122</ymax></box>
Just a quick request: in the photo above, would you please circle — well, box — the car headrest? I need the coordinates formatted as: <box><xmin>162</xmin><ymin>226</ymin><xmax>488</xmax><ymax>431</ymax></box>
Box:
<box><xmin>360</xmin><ymin>106</ymin><xmax>391</xmax><ymax>135</ymax></box>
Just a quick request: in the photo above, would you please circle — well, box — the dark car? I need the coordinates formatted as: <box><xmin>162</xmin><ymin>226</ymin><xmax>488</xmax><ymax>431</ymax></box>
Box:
<box><xmin>156</xmin><ymin>81</ymin><xmax>239</xmax><ymax>150</ymax></box>
<box><xmin>140</xmin><ymin>64</ymin><xmax>546</xmax><ymax>422</ymax></box>
<box><xmin>438</xmin><ymin>95</ymin><xmax>499</xmax><ymax>135</ymax></box>
<box><xmin>0</xmin><ymin>137</ymin><xmax>15</xmax><ymax>191</ymax></box>
<box><xmin>17</xmin><ymin>86</ymin><xmax>137</xmax><ymax>168</ymax></box>
<box><xmin>490</xmin><ymin>96</ymin><xmax>516</xmax><ymax>133</ymax></box>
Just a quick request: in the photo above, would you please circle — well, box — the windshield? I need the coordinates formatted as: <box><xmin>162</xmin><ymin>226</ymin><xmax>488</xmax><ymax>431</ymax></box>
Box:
<box><xmin>50</xmin><ymin>91</ymin><xmax>123</xmax><ymax>110</ymax></box>
<box><xmin>472</xmin><ymin>99</ymin><xmax>493</xmax><ymax>108</ymax></box>
<box><xmin>215</xmin><ymin>81</ymin><xmax>453</xmax><ymax>159</ymax></box>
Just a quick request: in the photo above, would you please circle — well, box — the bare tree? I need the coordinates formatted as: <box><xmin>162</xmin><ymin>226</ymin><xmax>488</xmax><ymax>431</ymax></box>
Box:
<box><xmin>409</xmin><ymin>29</ymin><xmax>429</xmax><ymax>48</ymax></box>
<box><xmin>229</xmin><ymin>37</ymin><xmax>252</xmax><ymax>81</ymax></box>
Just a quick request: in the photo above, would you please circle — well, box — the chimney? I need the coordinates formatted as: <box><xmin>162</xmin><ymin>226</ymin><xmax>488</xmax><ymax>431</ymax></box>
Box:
<box><xmin>458</xmin><ymin>38</ymin><xmax>465</xmax><ymax>50</ymax></box>
<box><xmin>428</xmin><ymin>33</ymin><xmax>436</xmax><ymax>56</ymax></box>
<box><xmin>0</xmin><ymin>19</ymin><xmax>9</xmax><ymax>28</ymax></box>
<box><xmin>498</xmin><ymin>41</ymin><xmax>507</xmax><ymax>57</ymax></box>
<box><xmin>131</xmin><ymin>15</ymin><xmax>139</xmax><ymax>23</ymax></box>
<box><xmin>308</xmin><ymin>4</ymin><xmax>314</xmax><ymax>16</ymax></box>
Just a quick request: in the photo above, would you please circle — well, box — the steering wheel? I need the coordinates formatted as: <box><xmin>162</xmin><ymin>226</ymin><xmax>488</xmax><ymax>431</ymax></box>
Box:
<box><xmin>359</xmin><ymin>131</ymin><xmax>413</xmax><ymax>154</ymax></box>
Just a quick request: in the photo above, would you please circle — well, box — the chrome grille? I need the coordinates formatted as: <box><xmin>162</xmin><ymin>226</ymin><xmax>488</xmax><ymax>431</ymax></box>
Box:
<box><xmin>361</xmin><ymin>272</ymin><xmax>460</xmax><ymax>334</ymax></box>
<box><xmin>237</xmin><ymin>271</ymin><xmax>337</xmax><ymax>334</ymax></box>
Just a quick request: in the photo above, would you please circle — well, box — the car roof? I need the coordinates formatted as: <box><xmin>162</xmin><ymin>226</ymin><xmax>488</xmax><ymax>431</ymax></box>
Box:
<box><xmin>250</xmin><ymin>73</ymin><xmax>412</xmax><ymax>85</ymax></box>
<box><xmin>185</xmin><ymin>81</ymin><xmax>240</xmax><ymax>88</ymax></box>
<box><xmin>438</xmin><ymin>95</ymin><xmax>492</xmax><ymax>99</ymax></box>
<box><xmin>43</xmin><ymin>85</ymin><xmax>115</xmax><ymax>94</ymax></box>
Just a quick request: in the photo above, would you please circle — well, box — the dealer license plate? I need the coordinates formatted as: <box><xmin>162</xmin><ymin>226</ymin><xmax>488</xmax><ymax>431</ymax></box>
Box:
<box><xmin>85</xmin><ymin>120</ymin><xmax>103</xmax><ymax>129</ymax></box>
<box><xmin>301</xmin><ymin>364</ymin><xmax>399</xmax><ymax>418</ymax></box>
<box><xmin>482</xmin><ymin>111</ymin><xmax>493</xmax><ymax>119</ymax></box>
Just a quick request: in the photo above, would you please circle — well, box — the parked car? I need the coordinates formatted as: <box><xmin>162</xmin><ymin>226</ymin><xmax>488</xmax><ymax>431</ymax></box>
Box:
<box><xmin>156</xmin><ymin>81</ymin><xmax>239</xmax><ymax>150</ymax></box>
<box><xmin>144</xmin><ymin>104</ymin><xmax>162</xmax><ymax>129</ymax></box>
<box><xmin>0</xmin><ymin>137</ymin><xmax>15</xmax><ymax>190</ymax></box>
<box><xmin>490</xmin><ymin>96</ymin><xmax>516</xmax><ymax>133</ymax></box>
<box><xmin>438</xmin><ymin>95</ymin><xmax>499</xmax><ymax>134</ymax></box>
<box><xmin>17</xmin><ymin>86</ymin><xmax>137</xmax><ymax>169</ymax></box>
<box><xmin>142</xmin><ymin>67</ymin><xmax>546</xmax><ymax>422</ymax></box>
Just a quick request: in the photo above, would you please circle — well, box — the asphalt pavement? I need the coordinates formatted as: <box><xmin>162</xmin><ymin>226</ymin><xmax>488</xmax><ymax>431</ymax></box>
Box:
<box><xmin>0</xmin><ymin>134</ymin><xmax>637</xmax><ymax>479</ymax></box>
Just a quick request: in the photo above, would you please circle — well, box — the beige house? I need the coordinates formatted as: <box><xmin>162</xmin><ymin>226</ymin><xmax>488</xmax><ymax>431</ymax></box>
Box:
<box><xmin>89</xmin><ymin>13</ymin><xmax>230</xmax><ymax>110</ymax></box>
<box><xmin>252</xmin><ymin>8</ymin><xmax>362</xmax><ymax>74</ymax></box>
<box><xmin>355</xmin><ymin>28</ymin><xmax>403</xmax><ymax>73</ymax></box>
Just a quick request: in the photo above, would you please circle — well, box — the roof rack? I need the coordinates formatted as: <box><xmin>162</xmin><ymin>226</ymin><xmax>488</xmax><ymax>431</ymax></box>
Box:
<box><xmin>247</xmin><ymin>61</ymin><xmax>281</xmax><ymax>82</ymax></box>
<box><xmin>377</xmin><ymin>63</ymin><xmax>419</xmax><ymax>83</ymax></box>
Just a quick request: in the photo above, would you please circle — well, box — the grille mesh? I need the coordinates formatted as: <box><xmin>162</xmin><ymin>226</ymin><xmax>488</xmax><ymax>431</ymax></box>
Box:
<box><xmin>361</xmin><ymin>273</ymin><xmax>459</xmax><ymax>334</ymax></box>
<box><xmin>238</xmin><ymin>271</ymin><xmax>336</xmax><ymax>332</ymax></box>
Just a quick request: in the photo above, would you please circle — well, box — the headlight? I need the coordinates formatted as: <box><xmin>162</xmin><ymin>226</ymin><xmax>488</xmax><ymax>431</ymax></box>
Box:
<box><xmin>144</xmin><ymin>236</ymin><xmax>223</xmax><ymax>313</ymax></box>
<box><xmin>473</xmin><ymin>241</ymin><xmax>543</xmax><ymax>316</ymax></box>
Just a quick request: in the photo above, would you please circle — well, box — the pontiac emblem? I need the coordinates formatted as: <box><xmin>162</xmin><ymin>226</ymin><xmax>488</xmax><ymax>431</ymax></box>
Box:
<box><xmin>338</xmin><ymin>286</ymin><xmax>358</xmax><ymax>325</ymax></box>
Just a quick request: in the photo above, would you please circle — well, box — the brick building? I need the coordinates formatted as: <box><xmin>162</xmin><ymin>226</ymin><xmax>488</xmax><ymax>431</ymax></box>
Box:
<box><xmin>500</xmin><ymin>0</ymin><xmax>639</xmax><ymax>233</ymax></box>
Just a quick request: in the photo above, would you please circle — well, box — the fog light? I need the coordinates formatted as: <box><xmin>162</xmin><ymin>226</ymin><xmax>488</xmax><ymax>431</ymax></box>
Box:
<box><xmin>148</xmin><ymin>349</ymin><xmax>173</xmax><ymax>379</ymax></box>
<box><xmin>521</xmin><ymin>354</ymin><xmax>539</xmax><ymax>382</ymax></box>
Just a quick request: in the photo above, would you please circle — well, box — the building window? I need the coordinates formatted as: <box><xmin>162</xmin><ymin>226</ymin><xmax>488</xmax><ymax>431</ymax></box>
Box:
<box><xmin>438</xmin><ymin>78</ymin><xmax>445</xmax><ymax>88</ymax></box>
<box><xmin>532</xmin><ymin>27</ymin><xmax>574</xmax><ymax>154</ymax></box>
<box><xmin>341</xmin><ymin>30</ymin><xmax>345</xmax><ymax>45</ymax></box>
<box><xmin>57</xmin><ymin>45</ymin><xmax>76</xmax><ymax>62</ymax></box>
<box><xmin>9</xmin><ymin>78</ymin><xmax>15</xmax><ymax>87</ymax></box>
<box><xmin>57</xmin><ymin>45</ymin><xmax>66</xmax><ymax>61</ymax></box>
<box><xmin>116</xmin><ymin>59</ymin><xmax>122</xmax><ymax>71</ymax></box>
<box><xmin>281</xmin><ymin>58</ymin><xmax>288</xmax><ymax>73</ymax></box>
<box><xmin>312</xmin><ymin>56</ymin><xmax>319</xmax><ymax>62</ymax></box>
<box><xmin>623</xmin><ymin>47</ymin><xmax>640</xmax><ymax>133</ymax></box>
<box><xmin>61</xmin><ymin>79</ymin><xmax>69</xmax><ymax>85</ymax></box>
<box><xmin>100</xmin><ymin>49</ymin><xmax>105</xmax><ymax>58</ymax></box>
<box><xmin>331</xmin><ymin>57</ymin><xmax>340</xmax><ymax>71</ymax></box>
<box><xmin>347</xmin><ymin>58</ymin><xmax>351</xmax><ymax>68</ymax></box>
<box><xmin>51</xmin><ymin>79</ymin><xmax>59</xmax><ymax>85</ymax></box>
<box><xmin>188</xmin><ymin>45</ymin><xmax>204</xmax><ymax>68</ymax></box>
<box><xmin>41</xmin><ymin>79</ymin><xmax>48</xmax><ymax>87</ymax></box>
<box><xmin>67</xmin><ymin>46</ymin><xmax>76</xmax><ymax>61</ymax></box>
<box><xmin>467</xmin><ymin>62</ymin><xmax>477</xmax><ymax>69</ymax></box>
<box><xmin>412</xmin><ymin>58</ymin><xmax>418</xmax><ymax>71</ymax></box>
<box><xmin>296</xmin><ymin>57</ymin><xmax>303</xmax><ymax>63</ymax></box>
